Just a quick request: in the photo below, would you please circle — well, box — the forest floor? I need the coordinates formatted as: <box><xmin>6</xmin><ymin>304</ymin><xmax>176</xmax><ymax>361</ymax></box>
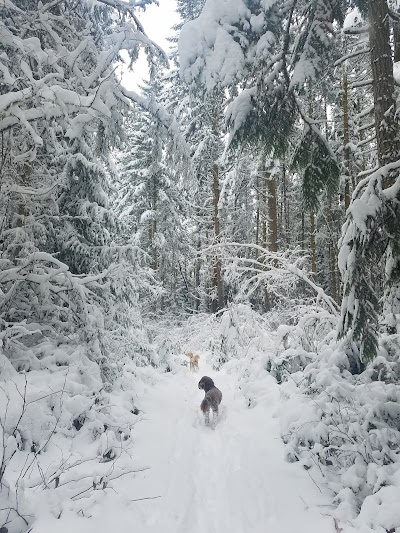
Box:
<box><xmin>34</xmin><ymin>357</ymin><xmax>336</xmax><ymax>533</ymax></box>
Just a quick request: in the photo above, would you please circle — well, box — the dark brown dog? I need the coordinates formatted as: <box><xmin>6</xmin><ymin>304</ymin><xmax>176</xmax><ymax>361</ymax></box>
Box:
<box><xmin>198</xmin><ymin>376</ymin><xmax>222</xmax><ymax>427</ymax></box>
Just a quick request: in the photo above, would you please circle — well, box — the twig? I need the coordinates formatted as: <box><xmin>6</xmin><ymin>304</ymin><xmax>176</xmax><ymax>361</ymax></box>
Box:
<box><xmin>305</xmin><ymin>468</ymin><xmax>322</xmax><ymax>493</ymax></box>
<box><xmin>70</xmin><ymin>467</ymin><xmax>150</xmax><ymax>500</ymax></box>
<box><xmin>21</xmin><ymin>369</ymin><xmax>69</xmax><ymax>480</ymax></box>
<box><xmin>333</xmin><ymin>518</ymin><xmax>343</xmax><ymax>533</ymax></box>
<box><xmin>130</xmin><ymin>495</ymin><xmax>161</xmax><ymax>502</ymax></box>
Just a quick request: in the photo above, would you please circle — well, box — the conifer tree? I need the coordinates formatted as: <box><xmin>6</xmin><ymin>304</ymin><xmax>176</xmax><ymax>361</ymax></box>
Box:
<box><xmin>0</xmin><ymin>0</ymin><xmax>164</xmax><ymax>370</ymax></box>
<box><xmin>116</xmin><ymin>75</ymin><xmax>191</xmax><ymax>312</ymax></box>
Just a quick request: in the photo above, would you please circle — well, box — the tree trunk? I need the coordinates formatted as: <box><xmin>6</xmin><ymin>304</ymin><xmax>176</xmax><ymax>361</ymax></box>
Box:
<box><xmin>260</xmin><ymin>169</ymin><xmax>269</xmax><ymax>312</ymax></box>
<box><xmin>343</xmin><ymin>70</ymin><xmax>351</xmax><ymax>209</ymax></box>
<box><xmin>259</xmin><ymin>161</ymin><xmax>279</xmax><ymax>312</ymax></box>
<box><xmin>329</xmin><ymin>237</ymin><xmax>338</xmax><ymax>302</ymax></box>
<box><xmin>326</xmin><ymin>203</ymin><xmax>339</xmax><ymax>302</ymax></box>
<box><xmin>194</xmin><ymin>228</ymin><xmax>201</xmax><ymax>312</ymax></box>
<box><xmin>255</xmin><ymin>172</ymin><xmax>260</xmax><ymax>260</ymax></box>
<box><xmin>212</xmin><ymin>162</ymin><xmax>224</xmax><ymax>312</ymax></box>
<box><xmin>266</xmin><ymin>170</ymin><xmax>278</xmax><ymax>254</ymax></box>
<box><xmin>339</xmin><ymin>0</ymin><xmax>400</xmax><ymax>356</ymax></box>
<box><xmin>394</xmin><ymin>22</ymin><xmax>400</xmax><ymax>63</ymax></box>
<box><xmin>281</xmin><ymin>158</ymin><xmax>289</xmax><ymax>246</ymax></box>
<box><xmin>369</xmin><ymin>0</ymin><xmax>400</xmax><ymax>337</ymax></box>
<box><xmin>309</xmin><ymin>213</ymin><xmax>316</xmax><ymax>276</ymax></box>
<box><xmin>369</xmin><ymin>0</ymin><xmax>400</xmax><ymax>169</ymax></box>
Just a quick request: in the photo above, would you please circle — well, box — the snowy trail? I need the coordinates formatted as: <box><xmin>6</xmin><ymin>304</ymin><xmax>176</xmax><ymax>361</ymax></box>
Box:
<box><xmin>125</xmin><ymin>364</ymin><xmax>334</xmax><ymax>533</ymax></box>
<box><xmin>37</xmin><ymin>362</ymin><xmax>334</xmax><ymax>533</ymax></box>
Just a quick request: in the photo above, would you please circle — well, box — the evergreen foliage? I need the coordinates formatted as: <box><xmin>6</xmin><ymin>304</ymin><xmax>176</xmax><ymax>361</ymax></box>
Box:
<box><xmin>0</xmin><ymin>0</ymin><xmax>164</xmax><ymax>375</ymax></box>
<box><xmin>292</xmin><ymin>124</ymin><xmax>340</xmax><ymax>211</ymax></box>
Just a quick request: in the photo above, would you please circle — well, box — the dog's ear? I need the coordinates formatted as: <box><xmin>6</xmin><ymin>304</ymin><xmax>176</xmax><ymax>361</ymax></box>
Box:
<box><xmin>205</xmin><ymin>376</ymin><xmax>214</xmax><ymax>390</ymax></box>
<box><xmin>198</xmin><ymin>376</ymin><xmax>214</xmax><ymax>391</ymax></box>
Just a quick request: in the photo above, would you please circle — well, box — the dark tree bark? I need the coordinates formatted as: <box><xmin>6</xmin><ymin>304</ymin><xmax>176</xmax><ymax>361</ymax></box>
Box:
<box><xmin>212</xmin><ymin>161</ymin><xmax>224</xmax><ymax>312</ymax></box>
<box><xmin>255</xmin><ymin>172</ymin><xmax>260</xmax><ymax>259</ymax></box>
<box><xmin>369</xmin><ymin>0</ymin><xmax>400</xmax><ymax>169</ymax></box>
<box><xmin>195</xmin><ymin>221</ymin><xmax>201</xmax><ymax>312</ymax></box>
<box><xmin>150</xmin><ymin>173</ymin><xmax>158</xmax><ymax>271</ymax></box>
<box><xmin>309</xmin><ymin>213</ymin><xmax>316</xmax><ymax>276</ymax></box>
<box><xmin>343</xmin><ymin>70</ymin><xmax>351</xmax><ymax>209</ymax></box>
<box><xmin>281</xmin><ymin>158</ymin><xmax>289</xmax><ymax>246</ymax></box>
<box><xmin>339</xmin><ymin>0</ymin><xmax>400</xmax><ymax>358</ymax></box>
<box><xmin>394</xmin><ymin>22</ymin><xmax>400</xmax><ymax>63</ymax></box>
<box><xmin>368</xmin><ymin>0</ymin><xmax>400</xmax><ymax>339</ymax></box>
<box><xmin>266</xmin><ymin>171</ymin><xmax>278</xmax><ymax>254</ymax></box>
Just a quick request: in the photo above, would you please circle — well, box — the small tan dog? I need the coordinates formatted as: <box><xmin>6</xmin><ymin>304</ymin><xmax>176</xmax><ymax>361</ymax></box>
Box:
<box><xmin>186</xmin><ymin>352</ymin><xmax>200</xmax><ymax>372</ymax></box>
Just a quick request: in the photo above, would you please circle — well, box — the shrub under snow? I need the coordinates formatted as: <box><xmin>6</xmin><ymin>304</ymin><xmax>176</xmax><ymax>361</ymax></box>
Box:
<box><xmin>0</xmin><ymin>339</ymin><xmax>150</xmax><ymax>533</ymax></box>
<box><xmin>267</xmin><ymin>311</ymin><xmax>400</xmax><ymax>533</ymax></box>
<box><xmin>147</xmin><ymin>304</ymin><xmax>274</xmax><ymax>373</ymax></box>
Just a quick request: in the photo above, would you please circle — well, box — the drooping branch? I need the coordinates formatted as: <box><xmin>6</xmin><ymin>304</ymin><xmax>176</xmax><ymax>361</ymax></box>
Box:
<box><xmin>203</xmin><ymin>242</ymin><xmax>340</xmax><ymax>316</ymax></box>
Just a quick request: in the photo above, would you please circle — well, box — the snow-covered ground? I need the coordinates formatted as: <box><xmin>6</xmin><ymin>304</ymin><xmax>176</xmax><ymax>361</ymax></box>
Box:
<box><xmin>34</xmin><ymin>358</ymin><xmax>334</xmax><ymax>533</ymax></box>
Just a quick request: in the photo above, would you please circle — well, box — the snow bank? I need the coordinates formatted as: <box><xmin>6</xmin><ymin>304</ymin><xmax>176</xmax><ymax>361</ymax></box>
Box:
<box><xmin>265</xmin><ymin>309</ymin><xmax>400</xmax><ymax>532</ymax></box>
<box><xmin>3</xmin><ymin>302</ymin><xmax>398</xmax><ymax>533</ymax></box>
<box><xmin>0</xmin><ymin>340</ymin><xmax>150</xmax><ymax>532</ymax></box>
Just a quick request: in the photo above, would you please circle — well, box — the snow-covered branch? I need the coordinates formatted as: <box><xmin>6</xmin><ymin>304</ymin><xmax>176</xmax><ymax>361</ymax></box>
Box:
<box><xmin>203</xmin><ymin>242</ymin><xmax>340</xmax><ymax>315</ymax></box>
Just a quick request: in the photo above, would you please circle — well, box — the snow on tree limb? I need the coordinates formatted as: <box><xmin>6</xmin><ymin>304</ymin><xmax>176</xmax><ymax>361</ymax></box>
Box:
<box><xmin>203</xmin><ymin>242</ymin><xmax>340</xmax><ymax>315</ymax></box>
<box><xmin>178</xmin><ymin>0</ymin><xmax>252</xmax><ymax>91</ymax></box>
<box><xmin>338</xmin><ymin>158</ymin><xmax>400</xmax><ymax>360</ymax></box>
<box><xmin>0</xmin><ymin>0</ymin><xmax>167</xmax><ymax>147</ymax></box>
<box><xmin>118</xmin><ymin>86</ymin><xmax>191</xmax><ymax>159</ymax></box>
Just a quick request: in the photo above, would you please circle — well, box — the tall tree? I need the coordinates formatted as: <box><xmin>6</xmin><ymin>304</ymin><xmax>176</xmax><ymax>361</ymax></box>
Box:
<box><xmin>0</xmin><ymin>0</ymin><xmax>167</xmax><ymax>369</ymax></box>
<box><xmin>116</xmin><ymin>76</ymin><xmax>191</xmax><ymax>312</ymax></box>
<box><xmin>338</xmin><ymin>0</ymin><xmax>400</xmax><ymax>361</ymax></box>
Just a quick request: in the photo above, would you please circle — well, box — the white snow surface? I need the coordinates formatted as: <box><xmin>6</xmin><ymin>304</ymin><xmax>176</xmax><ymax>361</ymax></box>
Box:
<box><xmin>3</xmin><ymin>305</ymin><xmax>400</xmax><ymax>532</ymax></box>
<box><xmin>34</xmin><ymin>360</ymin><xmax>333</xmax><ymax>533</ymax></box>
